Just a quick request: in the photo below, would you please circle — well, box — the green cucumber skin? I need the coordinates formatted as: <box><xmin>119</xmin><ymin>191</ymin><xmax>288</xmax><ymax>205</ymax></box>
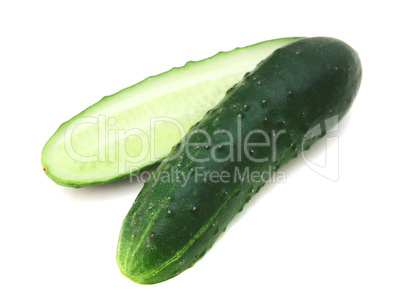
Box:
<box><xmin>116</xmin><ymin>37</ymin><xmax>362</xmax><ymax>284</ymax></box>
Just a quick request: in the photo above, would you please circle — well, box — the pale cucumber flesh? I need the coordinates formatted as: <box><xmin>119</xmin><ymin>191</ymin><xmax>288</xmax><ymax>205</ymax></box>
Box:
<box><xmin>41</xmin><ymin>37</ymin><xmax>302</xmax><ymax>187</ymax></box>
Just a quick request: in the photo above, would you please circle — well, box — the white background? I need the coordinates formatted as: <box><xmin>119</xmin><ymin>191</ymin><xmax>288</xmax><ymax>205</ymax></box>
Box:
<box><xmin>1</xmin><ymin>0</ymin><xmax>401</xmax><ymax>296</ymax></box>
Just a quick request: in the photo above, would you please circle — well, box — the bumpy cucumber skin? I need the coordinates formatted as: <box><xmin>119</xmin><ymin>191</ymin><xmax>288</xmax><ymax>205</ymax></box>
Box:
<box><xmin>117</xmin><ymin>37</ymin><xmax>362</xmax><ymax>284</ymax></box>
<box><xmin>41</xmin><ymin>37</ymin><xmax>303</xmax><ymax>188</ymax></box>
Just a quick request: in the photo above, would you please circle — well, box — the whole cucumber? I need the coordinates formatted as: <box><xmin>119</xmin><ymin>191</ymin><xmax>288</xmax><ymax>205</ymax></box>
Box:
<box><xmin>116</xmin><ymin>37</ymin><xmax>362</xmax><ymax>284</ymax></box>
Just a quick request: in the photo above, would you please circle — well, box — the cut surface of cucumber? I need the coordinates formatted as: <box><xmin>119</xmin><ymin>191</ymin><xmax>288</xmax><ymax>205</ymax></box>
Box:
<box><xmin>41</xmin><ymin>37</ymin><xmax>303</xmax><ymax>187</ymax></box>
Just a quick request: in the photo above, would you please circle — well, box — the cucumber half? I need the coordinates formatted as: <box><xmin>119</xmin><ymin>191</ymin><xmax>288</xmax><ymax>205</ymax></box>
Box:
<box><xmin>41</xmin><ymin>37</ymin><xmax>303</xmax><ymax>187</ymax></box>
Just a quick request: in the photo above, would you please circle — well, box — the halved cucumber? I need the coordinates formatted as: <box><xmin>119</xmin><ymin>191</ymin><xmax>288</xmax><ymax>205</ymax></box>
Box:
<box><xmin>41</xmin><ymin>37</ymin><xmax>303</xmax><ymax>187</ymax></box>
